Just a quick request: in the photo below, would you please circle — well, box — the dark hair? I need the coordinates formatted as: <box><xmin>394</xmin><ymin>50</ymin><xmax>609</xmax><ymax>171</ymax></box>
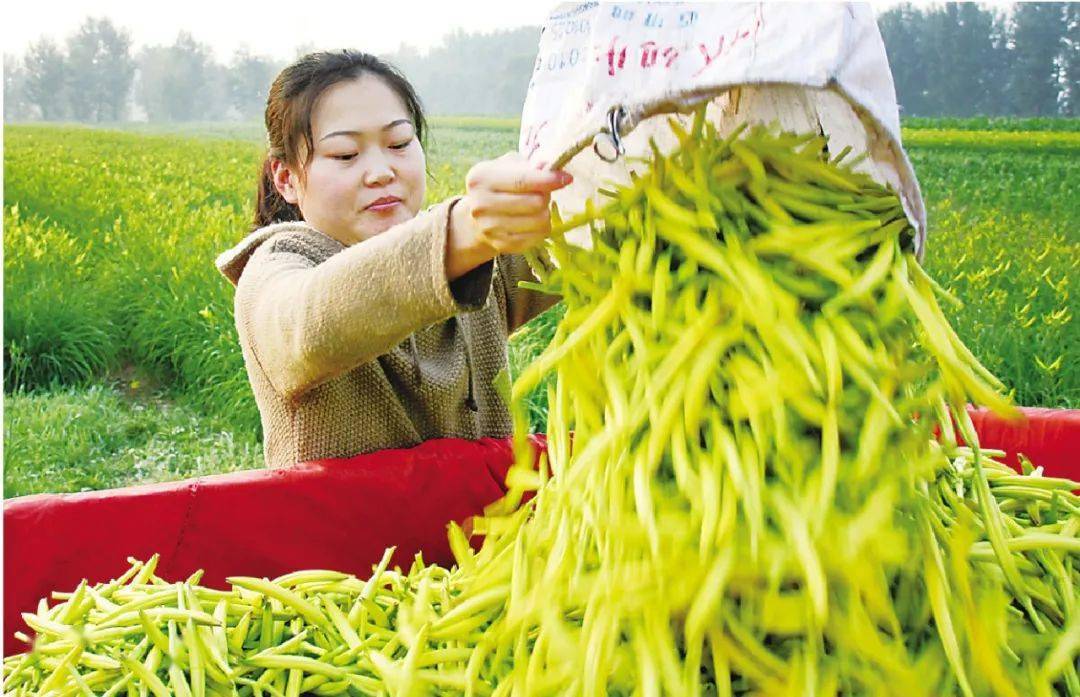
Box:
<box><xmin>252</xmin><ymin>50</ymin><xmax>428</xmax><ymax>230</ymax></box>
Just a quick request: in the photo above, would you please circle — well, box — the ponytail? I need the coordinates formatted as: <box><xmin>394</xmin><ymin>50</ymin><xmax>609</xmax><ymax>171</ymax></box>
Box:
<box><xmin>252</xmin><ymin>156</ymin><xmax>302</xmax><ymax>231</ymax></box>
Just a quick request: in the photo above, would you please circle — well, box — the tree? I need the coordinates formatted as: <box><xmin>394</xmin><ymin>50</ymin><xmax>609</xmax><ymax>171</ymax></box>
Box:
<box><xmin>910</xmin><ymin>4</ymin><xmax>1003</xmax><ymax>116</ymax></box>
<box><xmin>983</xmin><ymin>8</ymin><xmax>1014</xmax><ymax>116</ymax></box>
<box><xmin>917</xmin><ymin>5</ymin><xmax>952</xmax><ymax>114</ymax></box>
<box><xmin>384</xmin><ymin>42</ymin><xmax>422</xmax><ymax>76</ymax></box>
<box><xmin>947</xmin><ymin>3</ymin><xmax>1002</xmax><ymax>115</ymax></box>
<box><xmin>1060</xmin><ymin>3</ymin><xmax>1080</xmax><ymax>116</ymax></box>
<box><xmin>877</xmin><ymin>3</ymin><xmax>1062</xmax><ymax>118</ymax></box>
<box><xmin>227</xmin><ymin>48</ymin><xmax>280</xmax><ymax>121</ymax></box>
<box><xmin>65</xmin><ymin>17</ymin><xmax>136</xmax><ymax>122</ymax></box>
<box><xmin>383</xmin><ymin>25</ymin><xmax>541</xmax><ymax>116</ymax></box>
<box><xmin>22</xmin><ymin>38</ymin><xmax>69</xmax><ymax>120</ymax></box>
<box><xmin>136</xmin><ymin>32</ymin><xmax>224</xmax><ymax>121</ymax></box>
<box><xmin>135</xmin><ymin>45</ymin><xmax>171</xmax><ymax>121</ymax></box>
<box><xmin>1008</xmin><ymin>2</ymin><xmax>1067</xmax><ymax>115</ymax></box>
<box><xmin>202</xmin><ymin>59</ymin><xmax>232</xmax><ymax>121</ymax></box>
<box><xmin>877</xmin><ymin>4</ymin><xmax>928</xmax><ymax>116</ymax></box>
<box><xmin>4</xmin><ymin>54</ymin><xmax>34</xmax><ymax>121</ymax></box>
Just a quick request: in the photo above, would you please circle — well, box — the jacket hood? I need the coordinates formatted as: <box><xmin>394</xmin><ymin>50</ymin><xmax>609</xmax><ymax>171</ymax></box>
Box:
<box><xmin>215</xmin><ymin>221</ymin><xmax>315</xmax><ymax>287</ymax></box>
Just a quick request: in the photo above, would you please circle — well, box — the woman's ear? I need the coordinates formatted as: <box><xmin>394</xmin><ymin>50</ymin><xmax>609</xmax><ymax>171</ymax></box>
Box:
<box><xmin>270</xmin><ymin>159</ymin><xmax>301</xmax><ymax>205</ymax></box>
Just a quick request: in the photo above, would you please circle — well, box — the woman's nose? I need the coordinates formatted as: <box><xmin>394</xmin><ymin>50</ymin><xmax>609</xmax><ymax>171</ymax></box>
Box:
<box><xmin>362</xmin><ymin>154</ymin><xmax>394</xmax><ymax>187</ymax></box>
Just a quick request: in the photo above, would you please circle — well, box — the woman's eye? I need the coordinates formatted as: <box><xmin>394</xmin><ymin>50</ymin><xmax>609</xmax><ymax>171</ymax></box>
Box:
<box><xmin>332</xmin><ymin>154</ymin><xmax>356</xmax><ymax>161</ymax></box>
<box><xmin>390</xmin><ymin>139</ymin><xmax>412</xmax><ymax>150</ymax></box>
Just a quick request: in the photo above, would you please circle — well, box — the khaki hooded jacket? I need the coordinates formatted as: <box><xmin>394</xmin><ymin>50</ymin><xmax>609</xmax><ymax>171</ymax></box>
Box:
<box><xmin>215</xmin><ymin>196</ymin><xmax>560</xmax><ymax>468</ymax></box>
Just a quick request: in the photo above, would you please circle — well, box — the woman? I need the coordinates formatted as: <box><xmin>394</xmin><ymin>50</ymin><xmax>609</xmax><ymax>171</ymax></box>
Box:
<box><xmin>215</xmin><ymin>50</ymin><xmax>570</xmax><ymax>468</ymax></box>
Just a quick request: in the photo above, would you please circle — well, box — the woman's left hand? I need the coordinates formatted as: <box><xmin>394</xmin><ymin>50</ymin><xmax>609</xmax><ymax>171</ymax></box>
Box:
<box><xmin>446</xmin><ymin>153</ymin><xmax>573</xmax><ymax>279</ymax></box>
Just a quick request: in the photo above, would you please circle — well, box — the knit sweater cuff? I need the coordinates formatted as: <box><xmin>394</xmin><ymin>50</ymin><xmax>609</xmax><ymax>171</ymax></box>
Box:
<box><xmin>444</xmin><ymin>197</ymin><xmax>494</xmax><ymax>311</ymax></box>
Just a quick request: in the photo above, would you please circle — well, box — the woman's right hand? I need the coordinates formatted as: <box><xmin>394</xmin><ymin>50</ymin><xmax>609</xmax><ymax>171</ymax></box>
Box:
<box><xmin>446</xmin><ymin>152</ymin><xmax>573</xmax><ymax>279</ymax></box>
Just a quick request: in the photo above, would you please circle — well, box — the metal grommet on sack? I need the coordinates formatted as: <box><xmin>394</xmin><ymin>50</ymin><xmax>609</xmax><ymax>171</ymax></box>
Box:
<box><xmin>592</xmin><ymin>105</ymin><xmax>628</xmax><ymax>163</ymax></box>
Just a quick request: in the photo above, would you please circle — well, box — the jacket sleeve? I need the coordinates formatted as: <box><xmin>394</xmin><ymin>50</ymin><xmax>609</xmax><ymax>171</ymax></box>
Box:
<box><xmin>496</xmin><ymin>253</ymin><xmax>562</xmax><ymax>336</ymax></box>
<box><xmin>235</xmin><ymin>196</ymin><xmax>494</xmax><ymax>401</ymax></box>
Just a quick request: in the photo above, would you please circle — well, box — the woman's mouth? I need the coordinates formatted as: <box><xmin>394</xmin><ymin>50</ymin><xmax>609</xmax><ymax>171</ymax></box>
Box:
<box><xmin>366</xmin><ymin>198</ymin><xmax>401</xmax><ymax>212</ymax></box>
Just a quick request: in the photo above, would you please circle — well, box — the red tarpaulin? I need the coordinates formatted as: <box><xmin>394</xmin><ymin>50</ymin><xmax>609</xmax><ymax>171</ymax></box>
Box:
<box><xmin>5</xmin><ymin>410</ymin><xmax>1078</xmax><ymax>656</ymax></box>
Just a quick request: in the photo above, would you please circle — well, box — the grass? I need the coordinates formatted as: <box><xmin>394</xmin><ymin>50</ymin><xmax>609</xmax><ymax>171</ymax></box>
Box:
<box><xmin>911</xmin><ymin>143</ymin><xmax>1078</xmax><ymax>408</ymax></box>
<box><xmin>4</xmin><ymin>207</ymin><xmax>121</xmax><ymax>392</ymax></box>
<box><xmin>33</xmin><ymin>115</ymin><xmax>522</xmax><ymax>143</ymax></box>
<box><xmin>3</xmin><ymin>116</ymin><xmax>1077</xmax><ymax>496</ymax></box>
<box><xmin>3</xmin><ymin>381</ymin><xmax>262</xmax><ymax>498</ymax></box>
<box><xmin>901</xmin><ymin>128</ymin><xmax>1080</xmax><ymax>155</ymax></box>
<box><xmin>900</xmin><ymin>116</ymin><xmax>1080</xmax><ymax>132</ymax></box>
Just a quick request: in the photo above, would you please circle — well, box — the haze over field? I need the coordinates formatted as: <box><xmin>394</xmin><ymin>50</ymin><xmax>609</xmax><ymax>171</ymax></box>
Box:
<box><xmin>4</xmin><ymin>2</ymin><xmax>1078</xmax><ymax>120</ymax></box>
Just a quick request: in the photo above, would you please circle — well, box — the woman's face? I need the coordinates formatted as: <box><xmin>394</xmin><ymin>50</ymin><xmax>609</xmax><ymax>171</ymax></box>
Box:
<box><xmin>272</xmin><ymin>74</ymin><xmax>426</xmax><ymax>245</ymax></box>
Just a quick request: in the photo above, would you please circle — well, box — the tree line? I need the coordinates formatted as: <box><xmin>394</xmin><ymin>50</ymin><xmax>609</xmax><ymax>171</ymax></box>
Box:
<box><xmin>879</xmin><ymin>2</ymin><xmax>1079</xmax><ymax>117</ymax></box>
<box><xmin>4</xmin><ymin>20</ymin><xmax>283</xmax><ymax>122</ymax></box>
<box><xmin>2</xmin><ymin>18</ymin><xmax>542</xmax><ymax>122</ymax></box>
<box><xmin>4</xmin><ymin>4</ymin><xmax>1078</xmax><ymax>123</ymax></box>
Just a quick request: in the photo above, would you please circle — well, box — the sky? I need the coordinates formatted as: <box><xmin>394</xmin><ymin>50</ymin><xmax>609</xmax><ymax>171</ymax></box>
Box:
<box><xmin>3</xmin><ymin>0</ymin><xmax>552</xmax><ymax>62</ymax></box>
<box><xmin>4</xmin><ymin>0</ymin><xmax>912</xmax><ymax>63</ymax></box>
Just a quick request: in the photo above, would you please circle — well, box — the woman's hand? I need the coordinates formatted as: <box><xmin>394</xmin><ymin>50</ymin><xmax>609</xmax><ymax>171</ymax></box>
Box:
<box><xmin>446</xmin><ymin>152</ymin><xmax>573</xmax><ymax>280</ymax></box>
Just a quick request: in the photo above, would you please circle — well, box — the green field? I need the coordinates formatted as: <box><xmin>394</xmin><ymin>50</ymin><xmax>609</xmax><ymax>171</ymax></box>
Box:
<box><xmin>4</xmin><ymin>118</ymin><xmax>1077</xmax><ymax>497</ymax></box>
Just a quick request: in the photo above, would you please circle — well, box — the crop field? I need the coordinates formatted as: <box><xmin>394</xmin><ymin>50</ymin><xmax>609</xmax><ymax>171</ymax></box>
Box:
<box><xmin>3</xmin><ymin>117</ymin><xmax>1077</xmax><ymax>497</ymax></box>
